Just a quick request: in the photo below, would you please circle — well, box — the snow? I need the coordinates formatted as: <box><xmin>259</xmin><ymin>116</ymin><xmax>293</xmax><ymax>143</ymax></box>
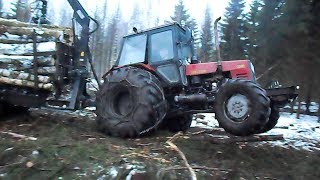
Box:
<box><xmin>264</xmin><ymin>113</ymin><xmax>320</xmax><ymax>151</ymax></box>
<box><xmin>0</xmin><ymin>42</ymin><xmax>56</xmax><ymax>55</ymax></box>
<box><xmin>284</xmin><ymin>101</ymin><xmax>319</xmax><ymax>113</ymax></box>
<box><xmin>192</xmin><ymin>112</ymin><xmax>320</xmax><ymax>151</ymax></box>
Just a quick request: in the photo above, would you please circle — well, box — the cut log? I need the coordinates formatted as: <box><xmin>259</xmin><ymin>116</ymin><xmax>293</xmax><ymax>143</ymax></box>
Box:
<box><xmin>0</xmin><ymin>76</ymin><xmax>53</xmax><ymax>90</ymax></box>
<box><xmin>0</xmin><ymin>69</ymin><xmax>51</xmax><ymax>83</ymax></box>
<box><xmin>0</xmin><ymin>17</ymin><xmax>67</xmax><ymax>30</ymax></box>
<box><xmin>6</xmin><ymin>26</ymin><xmax>65</xmax><ymax>39</ymax></box>
<box><xmin>0</xmin><ymin>38</ymin><xmax>50</xmax><ymax>44</ymax></box>
<box><xmin>35</xmin><ymin>66</ymin><xmax>56</xmax><ymax>75</ymax></box>
<box><xmin>0</xmin><ymin>55</ymin><xmax>54</xmax><ymax>66</ymax></box>
<box><xmin>1</xmin><ymin>32</ymin><xmax>57</xmax><ymax>44</ymax></box>
<box><xmin>0</xmin><ymin>42</ymin><xmax>56</xmax><ymax>55</ymax></box>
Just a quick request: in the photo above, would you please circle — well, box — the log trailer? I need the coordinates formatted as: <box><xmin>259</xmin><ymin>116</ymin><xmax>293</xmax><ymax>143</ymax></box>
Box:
<box><xmin>0</xmin><ymin>0</ymin><xmax>298</xmax><ymax>138</ymax></box>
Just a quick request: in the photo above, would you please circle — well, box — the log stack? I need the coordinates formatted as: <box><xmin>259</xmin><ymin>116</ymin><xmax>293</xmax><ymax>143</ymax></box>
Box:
<box><xmin>0</xmin><ymin>18</ymin><xmax>73</xmax><ymax>91</ymax></box>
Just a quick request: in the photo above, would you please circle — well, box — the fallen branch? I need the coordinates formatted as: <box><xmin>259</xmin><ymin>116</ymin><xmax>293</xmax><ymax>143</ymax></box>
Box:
<box><xmin>188</xmin><ymin>129</ymin><xmax>212</xmax><ymax>136</ymax></box>
<box><xmin>166</xmin><ymin>132</ymin><xmax>197</xmax><ymax>180</ymax></box>
<box><xmin>0</xmin><ymin>161</ymin><xmax>24</xmax><ymax>169</ymax></box>
<box><xmin>0</xmin><ymin>131</ymin><xmax>37</xmax><ymax>141</ymax></box>
<box><xmin>166</xmin><ymin>131</ymin><xmax>183</xmax><ymax>142</ymax></box>
<box><xmin>191</xmin><ymin>134</ymin><xmax>284</xmax><ymax>144</ymax></box>
<box><xmin>256</xmin><ymin>62</ymin><xmax>281</xmax><ymax>81</ymax></box>
<box><xmin>121</xmin><ymin>152</ymin><xmax>171</xmax><ymax>164</ymax></box>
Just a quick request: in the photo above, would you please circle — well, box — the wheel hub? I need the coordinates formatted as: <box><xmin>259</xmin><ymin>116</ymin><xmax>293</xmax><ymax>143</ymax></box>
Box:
<box><xmin>226</xmin><ymin>94</ymin><xmax>249</xmax><ymax>121</ymax></box>
<box><xmin>112</xmin><ymin>89</ymin><xmax>133</xmax><ymax>117</ymax></box>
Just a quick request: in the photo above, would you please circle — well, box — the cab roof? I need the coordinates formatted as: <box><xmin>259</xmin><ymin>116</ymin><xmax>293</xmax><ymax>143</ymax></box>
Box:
<box><xmin>124</xmin><ymin>22</ymin><xmax>186</xmax><ymax>38</ymax></box>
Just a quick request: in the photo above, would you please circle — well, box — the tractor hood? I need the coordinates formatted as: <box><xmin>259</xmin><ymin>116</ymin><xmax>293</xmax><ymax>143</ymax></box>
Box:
<box><xmin>186</xmin><ymin>60</ymin><xmax>254</xmax><ymax>80</ymax></box>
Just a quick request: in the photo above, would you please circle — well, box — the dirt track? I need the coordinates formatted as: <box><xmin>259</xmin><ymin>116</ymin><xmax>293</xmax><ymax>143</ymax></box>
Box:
<box><xmin>0</xmin><ymin>109</ymin><xmax>320</xmax><ymax>179</ymax></box>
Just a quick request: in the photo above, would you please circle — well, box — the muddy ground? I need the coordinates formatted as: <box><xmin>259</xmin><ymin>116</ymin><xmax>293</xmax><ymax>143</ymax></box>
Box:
<box><xmin>0</xmin><ymin>109</ymin><xmax>319</xmax><ymax>180</ymax></box>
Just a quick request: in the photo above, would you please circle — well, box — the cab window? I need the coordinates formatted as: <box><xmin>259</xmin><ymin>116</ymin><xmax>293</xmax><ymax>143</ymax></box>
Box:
<box><xmin>118</xmin><ymin>34</ymin><xmax>147</xmax><ymax>66</ymax></box>
<box><xmin>150</xmin><ymin>30</ymin><xmax>174</xmax><ymax>62</ymax></box>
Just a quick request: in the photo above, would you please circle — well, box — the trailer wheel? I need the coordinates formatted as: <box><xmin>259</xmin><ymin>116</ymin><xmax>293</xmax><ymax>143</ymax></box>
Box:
<box><xmin>257</xmin><ymin>102</ymin><xmax>280</xmax><ymax>133</ymax></box>
<box><xmin>215</xmin><ymin>79</ymin><xmax>271</xmax><ymax>136</ymax></box>
<box><xmin>96</xmin><ymin>67</ymin><xmax>167</xmax><ymax>138</ymax></box>
<box><xmin>162</xmin><ymin>114</ymin><xmax>193</xmax><ymax>133</ymax></box>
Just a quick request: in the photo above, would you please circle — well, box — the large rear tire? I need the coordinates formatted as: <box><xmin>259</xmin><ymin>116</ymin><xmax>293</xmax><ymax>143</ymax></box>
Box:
<box><xmin>257</xmin><ymin>102</ymin><xmax>280</xmax><ymax>133</ymax></box>
<box><xmin>162</xmin><ymin>114</ymin><xmax>193</xmax><ymax>133</ymax></box>
<box><xmin>96</xmin><ymin>67</ymin><xmax>167</xmax><ymax>138</ymax></box>
<box><xmin>215</xmin><ymin>79</ymin><xmax>271</xmax><ymax>136</ymax></box>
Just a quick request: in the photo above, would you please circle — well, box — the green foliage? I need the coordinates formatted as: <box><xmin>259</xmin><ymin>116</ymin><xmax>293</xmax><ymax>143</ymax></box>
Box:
<box><xmin>239</xmin><ymin>0</ymin><xmax>320</xmax><ymax>105</ymax></box>
<box><xmin>9</xmin><ymin>0</ymin><xmax>31</xmax><ymax>22</ymax></box>
<box><xmin>171</xmin><ymin>0</ymin><xmax>199</xmax><ymax>47</ymax></box>
<box><xmin>220</xmin><ymin>0</ymin><xmax>246</xmax><ymax>60</ymax></box>
<box><xmin>199</xmin><ymin>6</ymin><xmax>215</xmax><ymax>62</ymax></box>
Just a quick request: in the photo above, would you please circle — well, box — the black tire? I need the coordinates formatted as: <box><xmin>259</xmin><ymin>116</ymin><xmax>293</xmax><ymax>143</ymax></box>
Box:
<box><xmin>163</xmin><ymin>114</ymin><xmax>193</xmax><ymax>133</ymax></box>
<box><xmin>0</xmin><ymin>103</ymin><xmax>4</xmax><ymax>117</ymax></box>
<box><xmin>257</xmin><ymin>102</ymin><xmax>280</xmax><ymax>133</ymax></box>
<box><xmin>96</xmin><ymin>67</ymin><xmax>167</xmax><ymax>138</ymax></box>
<box><xmin>5</xmin><ymin>105</ymin><xmax>29</xmax><ymax>114</ymax></box>
<box><xmin>215</xmin><ymin>79</ymin><xmax>271</xmax><ymax>136</ymax></box>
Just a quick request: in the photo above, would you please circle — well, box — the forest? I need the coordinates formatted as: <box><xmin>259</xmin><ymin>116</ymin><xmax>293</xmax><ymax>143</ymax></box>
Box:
<box><xmin>1</xmin><ymin>0</ymin><xmax>319</xmax><ymax>113</ymax></box>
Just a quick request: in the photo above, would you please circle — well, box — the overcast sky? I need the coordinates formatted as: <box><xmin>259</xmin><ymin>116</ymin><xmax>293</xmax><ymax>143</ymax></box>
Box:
<box><xmin>3</xmin><ymin>0</ymin><xmax>253</xmax><ymax>26</ymax></box>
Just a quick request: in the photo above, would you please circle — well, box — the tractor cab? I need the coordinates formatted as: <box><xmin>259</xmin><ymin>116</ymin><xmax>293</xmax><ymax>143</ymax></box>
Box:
<box><xmin>116</xmin><ymin>23</ymin><xmax>194</xmax><ymax>86</ymax></box>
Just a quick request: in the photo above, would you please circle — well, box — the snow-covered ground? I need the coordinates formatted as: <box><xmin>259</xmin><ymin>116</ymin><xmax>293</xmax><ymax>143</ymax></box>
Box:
<box><xmin>192</xmin><ymin>112</ymin><xmax>320</xmax><ymax>151</ymax></box>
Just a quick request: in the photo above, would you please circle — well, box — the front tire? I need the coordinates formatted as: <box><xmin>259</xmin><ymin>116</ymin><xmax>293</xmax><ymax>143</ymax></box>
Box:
<box><xmin>96</xmin><ymin>67</ymin><xmax>167</xmax><ymax>138</ymax></box>
<box><xmin>257</xmin><ymin>102</ymin><xmax>280</xmax><ymax>133</ymax></box>
<box><xmin>215</xmin><ymin>79</ymin><xmax>271</xmax><ymax>136</ymax></box>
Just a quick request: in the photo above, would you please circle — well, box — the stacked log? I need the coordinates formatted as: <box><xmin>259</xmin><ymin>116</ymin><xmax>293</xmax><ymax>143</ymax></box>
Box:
<box><xmin>0</xmin><ymin>18</ymin><xmax>73</xmax><ymax>91</ymax></box>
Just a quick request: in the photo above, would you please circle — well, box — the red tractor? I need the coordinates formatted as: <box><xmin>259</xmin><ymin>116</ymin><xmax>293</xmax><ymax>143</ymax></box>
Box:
<box><xmin>96</xmin><ymin>17</ymin><xmax>297</xmax><ymax>138</ymax></box>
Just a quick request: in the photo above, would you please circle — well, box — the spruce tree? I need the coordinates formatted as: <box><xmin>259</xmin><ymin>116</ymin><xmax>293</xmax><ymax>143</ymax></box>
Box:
<box><xmin>246</xmin><ymin>0</ymin><xmax>284</xmax><ymax>85</ymax></box>
<box><xmin>220</xmin><ymin>0</ymin><xmax>246</xmax><ymax>60</ymax></box>
<box><xmin>279</xmin><ymin>0</ymin><xmax>317</xmax><ymax>112</ymax></box>
<box><xmin>244</xmin><ymin>0</ymin><xmax>262</xmax><ymax>63</ymax></box>
<box><xmin>171</xmin><ymin>0</ymin><xmax>199</xmax><ymax>47</ymax></box>
<box><xmin>200</xmin><ymin>6</ymin><xmax>214</xmax><ymax>62</ymax></box>
<box><xmin>10</xmin><ymin>0</ymin><xmax>30</xmax><ymax>22</ymax></box>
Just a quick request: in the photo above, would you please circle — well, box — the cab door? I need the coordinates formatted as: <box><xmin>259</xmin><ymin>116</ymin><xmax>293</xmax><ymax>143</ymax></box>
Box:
<box><xmin>148</xmin><ymin>28</ymin><xmax>187</xmax><ymax>86</ymax></box>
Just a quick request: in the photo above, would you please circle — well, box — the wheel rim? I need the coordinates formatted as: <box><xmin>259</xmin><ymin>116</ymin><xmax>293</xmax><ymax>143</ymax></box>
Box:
<box><xmin>111</xmin><ymin>89</ymin><xmax>133</xmax><ymax>117</ymax></box>
<box><xmin>225</xmin><ymin>94</ymin><xmax>250</xmax><ymax>122</ymax></box>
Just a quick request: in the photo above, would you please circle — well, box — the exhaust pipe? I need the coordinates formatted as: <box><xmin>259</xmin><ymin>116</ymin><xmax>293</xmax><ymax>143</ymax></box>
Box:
<box><xmin>214</xmin><ymin>17</ymin><xmax>222</xmax><ymax>67</ymax></box>
<box><xmin>174</xmin><ymin>94</ymin><xmax>207</xmax><ymax>103</ymax></box>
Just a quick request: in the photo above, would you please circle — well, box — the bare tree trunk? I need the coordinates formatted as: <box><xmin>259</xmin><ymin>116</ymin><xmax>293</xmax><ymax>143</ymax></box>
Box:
<box><xmin>305</xmin><ymin>79</ymin><xmax>313</xmax><ymax>115</ymax></box>
<box><xmin>290</xmin><ymin>98</ymin><xmax>296</xmax><ymax>114</ymax></box>
<box><xmin>296</xmin><ymin>98</ymin><xmax>301</xmax><ymax>119</ymax></box>
<box><xmin>318</xmin><ymin>97</ymin><xmax>320</xmax><ymax>122</ymax></box>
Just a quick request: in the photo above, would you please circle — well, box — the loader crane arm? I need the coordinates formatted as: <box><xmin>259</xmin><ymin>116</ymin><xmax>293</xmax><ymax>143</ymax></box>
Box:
<box><xmin>66</xmin><ymin>0</ymin><xmax>99</xmax><ymax>84</ymax></box>
<box><xmin>48</xmin><ymin>0</ymin><xmax>101</xmax><ymax>110</ymax></box>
